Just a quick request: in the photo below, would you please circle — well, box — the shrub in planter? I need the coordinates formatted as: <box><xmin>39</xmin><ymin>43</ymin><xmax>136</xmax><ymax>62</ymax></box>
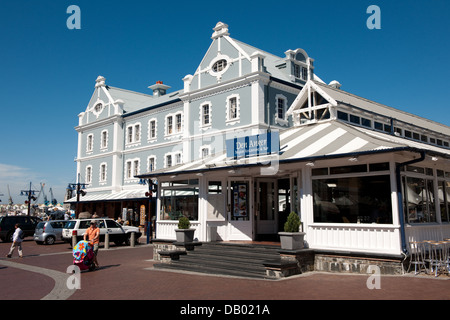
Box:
<box><xmin>178</xmin><ymin>216</ymin><xmax>191</xmax><ymax>229</ymax></box>
<box><xmin>284</xmin><ymin>211</ymin><xmax>301</xmax><ymax>233</ymax></box>
<box><xmin>279</xmin><ymin>212</ymin><xmax>305</xmax><ymax>250</ymax></box>
<box><xmin>175</xmin><ymin>216</ymin><xmax>195</xmax><ymax>243</ymax></box>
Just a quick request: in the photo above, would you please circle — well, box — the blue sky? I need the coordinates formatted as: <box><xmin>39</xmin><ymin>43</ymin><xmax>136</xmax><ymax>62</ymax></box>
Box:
<box><xmin>0</xmin><ymin>0</ymin><xmax>449</xmax><ymax>205</ymax></box>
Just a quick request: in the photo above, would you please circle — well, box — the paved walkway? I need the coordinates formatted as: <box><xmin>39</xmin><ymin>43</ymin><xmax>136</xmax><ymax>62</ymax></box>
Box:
<box><xmin>1</xmin><ymin>240</ymin><xmax>449</xmax><ymax>306</ymax></box>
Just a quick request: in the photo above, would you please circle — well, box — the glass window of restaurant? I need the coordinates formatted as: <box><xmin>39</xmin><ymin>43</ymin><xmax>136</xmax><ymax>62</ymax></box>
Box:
<box><xmin>312</xmin><ymin>163</ymin><xmax>393</xmax><ymax>224</ymax></box>
<box><xmin>160</xmin><ymin>179</ymin><xmax>199</xmax><ymax>221</ymax></box>
<box><xmin>401</xmin><ymin>165</ymin><xmax>450</xmax><ymax>224</ymax></box>
<box><xmin>437</xmin><ymin>170</ymin><xmax>450</xmax><ymax>223</ymax></box>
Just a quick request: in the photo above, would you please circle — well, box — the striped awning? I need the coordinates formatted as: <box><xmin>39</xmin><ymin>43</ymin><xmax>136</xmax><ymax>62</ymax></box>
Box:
<box><xmin>65</xmin><ymin>189</ymin><xmax>147</xmax><ymax>203</ymax></box>
<box><xmin>138</xmin><ymin>120</ymin><xmax>450</xmax><ymax>179</ymax></box>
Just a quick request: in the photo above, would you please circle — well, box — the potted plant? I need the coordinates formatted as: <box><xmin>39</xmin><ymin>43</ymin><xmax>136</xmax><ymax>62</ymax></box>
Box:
<box><xmin>278</xmin><ymin>212</ymin><xmax>305</xmax><ymax>250</ymax></box>
<box><xmin>175</xmin><ymin>216</ymin><xmax>196</xmax><ymax>243</ymax></box>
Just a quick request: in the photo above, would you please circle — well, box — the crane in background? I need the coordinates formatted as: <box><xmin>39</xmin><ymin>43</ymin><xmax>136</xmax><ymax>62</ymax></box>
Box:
<box><xmin>49</xmin><ymin>187</ymin><xmax>57</xmax><ymax>205</ymax></box>
<box><xmin>7</xmin><ymin>185</ymin><xmax>13</xmax><ymax>206</ymax></box>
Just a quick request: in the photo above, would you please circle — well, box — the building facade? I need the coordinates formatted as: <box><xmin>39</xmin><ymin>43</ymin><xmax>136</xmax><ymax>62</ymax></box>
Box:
<box><xmin>68</xmin><ymin>22</ymin><xmax>450</xmax><ymax>258</ymax></box>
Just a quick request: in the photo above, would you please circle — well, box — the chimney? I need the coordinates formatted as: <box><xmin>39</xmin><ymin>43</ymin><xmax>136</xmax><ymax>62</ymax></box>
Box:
<box><xmin>148</xmin><ymin>81</ymin><xmax>171</xmax><ymax>97</ymax></box>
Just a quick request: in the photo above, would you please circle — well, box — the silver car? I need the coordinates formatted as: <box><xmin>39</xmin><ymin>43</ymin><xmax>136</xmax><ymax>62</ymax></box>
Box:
<box><xmin>34</xmin><ymin>220</ymin><xmax>67</xmax><ymax>245</ymax></box>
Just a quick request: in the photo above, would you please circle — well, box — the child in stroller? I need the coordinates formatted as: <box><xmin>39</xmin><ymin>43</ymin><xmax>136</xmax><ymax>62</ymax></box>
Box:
<box><xmin>73</xmin><ymin>240</ymin><xmax>96</xmax><ymax>271</ymax></box>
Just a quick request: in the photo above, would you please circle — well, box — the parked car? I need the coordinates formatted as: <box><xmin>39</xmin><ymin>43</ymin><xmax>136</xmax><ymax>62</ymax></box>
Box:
<box><xmin>62</xmin><ymin>218</ymin><xmax>141</xmax><ymax>246</ymax></box>
<box><xmin>0</xmin><ymin>215</ymin><xmax>42</xmax><ymax>242</ymax></box>
<box><xmin>34</xmin><ymin>220</ymin><xmax>67</xmax><ymax>245</ymax></box>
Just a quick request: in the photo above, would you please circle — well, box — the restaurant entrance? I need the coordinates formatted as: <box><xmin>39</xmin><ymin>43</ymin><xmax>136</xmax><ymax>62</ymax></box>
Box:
<box><xmin>255</xmin><ymin>178</ymin><xmax>291</xmax><ymax>240</ymax></box>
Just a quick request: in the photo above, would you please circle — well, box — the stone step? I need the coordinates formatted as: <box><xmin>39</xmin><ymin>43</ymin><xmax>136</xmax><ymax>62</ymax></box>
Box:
<box><xmin>153</xmin><ymin>242</ymin><xmax>281</xmax><ymax>279</ymax></box>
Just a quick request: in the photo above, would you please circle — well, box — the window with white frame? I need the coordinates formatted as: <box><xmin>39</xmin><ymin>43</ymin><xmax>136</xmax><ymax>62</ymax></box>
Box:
<box><xmin>226</xmin><ymin>94</ymin><xmax>240</xmax><ymax>124</ymax></box>
<box><xmin>127</xmin><ymin>126</ymin><xmax>133</xmax><ymax>144</ymax></box>
<box><xmin>125</xmin><ymin>159</ymin><xmax>140</xmax><ymax>180</ymax></box>
<box><xmin>176</xmin><ymin>113</ymin><xmax>182</xmax><ymax>133</ymax></box>
<box><xmin>166</xmin><ymin>115</ymin><xmax>173</xmax><ymax>135</ymax></box>
<box><xmin>101</xmin><ymin>130</ymin><xmax>108</xmax><ymax>149</ymax></box>
<box><xmin>175</xmin><ymin>152</ymin><xmax>182</xmax><ymax>165</ymax></box>
<box><xmin>275</xmin><ymin>94</ymin><xmax>288</xmax><ymax>126</ymax></box>
<box><xmin>200</xmin><ymin>102</ymin><xmax>212</xmax><ymax>128</ymax></box>
<box><xmin>165</xmin><ymin>152</ymin><xmax>182</xmax><ymax>168</ymax></box>
<box><xmin>134</xmin><ymin>124</ymin><xmax>140</xmax><ymax>142</ymax></box>
<box><xmin>126</xmin><ymin>123</ymin><xmax>141</xmax><ymax>145</ymax></box>
<box><xmin>148</xmin><ymin>119</ymin><xmax>157</xmax><ymax>140</ymax></box>
<box><xmin>294</xmin><ymin>64</ymin><xmax>308</xmax><ymax>80</ymax></box>
<box><xmin>133</xmin><ymin>160</ymin><xmax>140</xmax><ymax>177</ymax></box>
<box><xmin>166</xmin><ymin>154</ymin><xmax>172</xmax><ymax>168</ymax></box>
<box><xmin>99</xmin><ymin>163</ymin><xmax>107</xmax><ymax>182</ymax></box>
<box><xmin>165</xmin><ymin>112</ymin><xmax>183</xmax><ymax>136</ymax></box>
<box><xmin>86</xmin><ymin>165</ymin><xmax>92</xmax><ymax>184</ymax></box>
<box><xmin>200</xmin><ymin>146</ymin><xmax>211</xmax><ymax>159</ymax></box>
<box><xmin>87</xmin><ymin>134</ymin><xmax>94</xmax><ymax>152</ymax></box>
<box><xmin>126</xmin><ymin>161</ymin><xmax>132</xmax><ymax>179</ymax></box>
<box><xmin>147</xmin><ymin>156</ymin><xmax>156</xmax><ymax>172</ymax></box>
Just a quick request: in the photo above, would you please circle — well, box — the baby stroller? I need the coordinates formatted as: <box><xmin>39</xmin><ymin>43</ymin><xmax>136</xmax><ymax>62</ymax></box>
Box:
<box><xmin>73</xmin><ymin>240</ymin><xmax>96</xmax><ymax>271</ymax></box>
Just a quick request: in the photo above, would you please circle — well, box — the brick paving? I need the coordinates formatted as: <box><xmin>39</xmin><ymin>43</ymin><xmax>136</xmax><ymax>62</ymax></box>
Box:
<box><xmin>1</xmin><ymin>239</ymin><xmax>449</xmax><ymax>305</ymax></box>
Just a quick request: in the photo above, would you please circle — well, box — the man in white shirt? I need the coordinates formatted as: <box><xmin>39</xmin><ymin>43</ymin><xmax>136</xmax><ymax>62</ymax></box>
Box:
<box><xmin>6</xmin><ymin>223</ymin><xmax>24</xmax><ymax>258</ymax></box>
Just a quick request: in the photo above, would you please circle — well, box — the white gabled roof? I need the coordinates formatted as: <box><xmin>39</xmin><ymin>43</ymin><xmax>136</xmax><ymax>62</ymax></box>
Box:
<box><xmin>288</xmin><ymin>80</ymin><xmax>450</xmax><ymax>136</ymax></box>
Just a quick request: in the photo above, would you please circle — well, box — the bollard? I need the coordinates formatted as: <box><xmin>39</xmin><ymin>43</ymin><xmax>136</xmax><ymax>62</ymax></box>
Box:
<box><xmin>130</xmin><ymin>232</ymin><xmax>135</xmax><ymax>247</ymax></box>
<box><xmin>105</xmin><ymin>232</ymin><xmax>109</xmax><ymax>249</ymax></box>
<box><xmin>72</xmin><ymin>234</ymin><xmax>77</xmax><ymax>248</ymax></box>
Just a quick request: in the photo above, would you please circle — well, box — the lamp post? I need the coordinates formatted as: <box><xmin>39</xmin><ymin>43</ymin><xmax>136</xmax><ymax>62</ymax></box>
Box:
<box><xmin>68</xmin><ymin>174</ymin><xmax>88</xmax><ymax>218</ymax></box>
<box><xmin>20</xmin><ymin>182</ymin><xmax>39</xmax><ymax>216</ymax></box>
<box><xmin>139</xmin><ymin>178</ymin><xmax>157</xmax><ymax>244</ymax></box>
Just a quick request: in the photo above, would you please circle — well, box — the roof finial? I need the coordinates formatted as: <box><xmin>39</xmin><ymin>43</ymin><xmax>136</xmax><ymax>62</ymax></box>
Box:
<box><xmin>95</xmin><ymin>75</ymin><xmax>106</xmax><ymax>88</ymax></box>
<box><xmin>211</xmin><ymin>22</ymin><xmax>229</xmax><ymax>39</ymax></box>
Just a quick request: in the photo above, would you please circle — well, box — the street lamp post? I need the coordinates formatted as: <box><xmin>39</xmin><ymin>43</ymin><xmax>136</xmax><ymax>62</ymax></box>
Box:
<box><xmin>139</xmin><ymin>178</ymin><xmax>157</xmax><ymax>244</ymax></box>
<box><xmin>20</xmin><ymin>182</ymin><xmax>39</xmax><ymax>216</ymax></box>
<box><xmin>68</xmin><ymin>174</ymin><xmax>88</xmax><ymax>218</ymax></box>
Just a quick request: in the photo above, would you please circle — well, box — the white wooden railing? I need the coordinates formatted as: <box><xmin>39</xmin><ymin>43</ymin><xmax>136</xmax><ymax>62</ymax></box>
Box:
<box><xmin>307</xmin><ymin>223</ymin><xmax>402</xmax><ymax>255</ymax></box>
<box><xmin>156</xmin><ymin>220</ymin><xmax>201</xmax><ymax>241</ymax></box>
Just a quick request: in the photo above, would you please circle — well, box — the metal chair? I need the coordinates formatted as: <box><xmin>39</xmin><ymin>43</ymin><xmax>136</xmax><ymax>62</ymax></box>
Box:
<box><xmin>426</xmin><ymin>241</ymin><xmax>448</xmax><ymax>277</ymax></box>
<box><xmin>407</xmin><ymin>241</ymin><xmax>428</xmax><ymax>275</ymax></box>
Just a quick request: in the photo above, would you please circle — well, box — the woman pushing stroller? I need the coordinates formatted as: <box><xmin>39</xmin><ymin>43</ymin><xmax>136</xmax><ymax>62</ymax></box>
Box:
<box><xmin>84</xmin><ymin>220</ymin><xmax>100</xmax><ymax>269</ymax></box>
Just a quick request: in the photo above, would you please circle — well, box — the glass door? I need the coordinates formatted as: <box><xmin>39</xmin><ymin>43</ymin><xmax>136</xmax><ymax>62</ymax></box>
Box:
<box><xmin>256</xmin><ymin>179</ymin><xmax>278</xmax><ymax>237</ymax></box>
<box><xmin>227</xmin><ymin>179</ymin><xmax>253</xmax><ymax>241</ymax></box>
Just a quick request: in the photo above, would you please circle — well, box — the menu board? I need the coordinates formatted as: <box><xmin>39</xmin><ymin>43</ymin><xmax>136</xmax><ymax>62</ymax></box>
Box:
<box><xmin>232</xmin><ymin>182</ymin><xmax>248</xmax><ymax>220</ymax></box>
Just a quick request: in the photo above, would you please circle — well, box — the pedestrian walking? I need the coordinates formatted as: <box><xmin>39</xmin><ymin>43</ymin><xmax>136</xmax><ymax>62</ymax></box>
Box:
<box><xmin>6</xmin><ymin>224</ymin><xmax>24</xmax><ymax>258</ymax></box>
<box><xmin>83</xmin><ymin>220</ymin><xmax>100</xmax><ymax>269</ymax></box>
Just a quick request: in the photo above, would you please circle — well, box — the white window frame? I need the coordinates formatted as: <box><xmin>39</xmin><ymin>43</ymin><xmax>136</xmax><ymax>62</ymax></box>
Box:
<box><xmin>134</xmin><ymin>124</ymin><xmax>141</xmax><ymax>143</ymax></box>
<box><xmin>200</xmin><ymin>145</ymin><xmax>211</xmax><ymax>159</ymax></box>
<box><xmin>275</xmin><ymin>94</ymin><xmax>289</xmax><ymax>126</ymax></box>
<box><xmin>86</xmin><ymin>134</ymin><xmax>94</xmax><ymax>153</ymax></box>
<box><xmin>147</xmin><ymin>156</ymin><xmax>156</xmax><ymax>172</ymax></box>
<box><xmin>125</xmin><ymin>161</ymin><xmax>132</xmax><ymax>180</ymax></box>
<box><xmin>200</xmin><ymin>101</ymin><xmax>212</xmax><ymax>129</ymax></box>
<box><xmin>100</xmin><ymin>130</ymin><xmax>108</xmax><ymax>150</ymax></box>
<box><xmin>85</xmin><ymin>165</ymin><xmax>93</xmax><ymax>184</ymax></box>
<box><xmin>148</xmin><ymin>119</ymin><xmax>157</xmax><ymax>141</ymax></box>
<box><xmin>125</xmin><ymin>158</ymin><xmax>140</xmax><ymax>181</ymax></box>
<box><xmin>226</xmin><ymin>94</ymin><xmax>240</xmax><ymax>125</ymax></box>
<box><xmin>125</xmin><ymin>122</ymin><xmax>142</xmax><ymax>146</ymax></box>
<box><xmin>165</xmin><ymin>152</ymin><xmax>182</xmax><ymax>168</ymax></box>
<box><xmin>99</xmin><ymin>162</ymin><xmax>107</xmax><ymax>183</ymax></box>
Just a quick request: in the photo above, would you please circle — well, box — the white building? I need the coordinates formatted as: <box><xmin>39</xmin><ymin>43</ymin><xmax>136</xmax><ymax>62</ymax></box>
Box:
<box><xmin>69</xmin><ymin>22</ymin><xmax>450</xmax><ymax>259</ymax></box>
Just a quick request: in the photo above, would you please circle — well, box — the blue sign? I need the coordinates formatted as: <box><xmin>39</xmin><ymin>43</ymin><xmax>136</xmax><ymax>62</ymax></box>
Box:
<box><xmin>226</xmin><ymin>131</ymin><xmax>279</xmax><ymax>159</ymax></box>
